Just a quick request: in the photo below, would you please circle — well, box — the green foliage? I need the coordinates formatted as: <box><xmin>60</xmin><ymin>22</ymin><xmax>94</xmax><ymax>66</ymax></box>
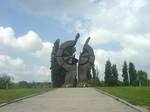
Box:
<box><xmin>117</xmin><ymin>80</ymin><xmax>124</xmax><ymax>86</ymax></box>
<box><xmin>122</xmin><ymin>61</ymin><xmax>129</xmax><ymax>86</ymax></box>
<box><xmin>111</xmin><ymin>64</ymin><xmax>118</xmax><ymax>86</ymax></box>
<box><xmin>87</xmin><ymin>65</ymin><xmax>101</xmax><ymax>87</ymax></box>
<box><xmin>87</xmin><ymin>78</ymin><xmax>100</xmax><ymax>87</ymax></box>
<box><xmin>0</xmin><ymin>73</ymin><xmax>11</xmax><ymax>89</ymax></box>
<box><xmin>87</xmin><ymin>69</ymin><xmax>92</xmax><ymax>81</ymax></box>
<box><xmin>18</xmin><ymin>81</ymin><xmax>29</xmax><ymax>88</ymax></box>
<box><xmin>137</xmin><ymin>70</ymin><xmax>148</xmax><ymax>86</ymax></box>
<box><xmin>7</xmin><ymin>81</ymin><xmax>51</xmax><ymax>88</ymax></box>
<box><xmin>104</xmin><ymin>60</ymin><xmax>118</xmax><ymax>86</ymax></box>
<box><xmin>99</xmin><ymin>87</ymin><xmax>150</xmax><ymax>109</ymax></box>
<box><xmin>91</xmin><ymin>65</ymin><xmax>96</xmax><ymax>79</ymax></box>
<box><xmin>98</xmin><ymin>60</ymin><xmax>149</xmax><ymax>87</ymax></box>
<box><xmin>129</xmin><ymin>62</ymin><xmax>137</xmax><ymax>86</ymax></box>
<box><xmin>148</xmin><ymin>80</ymin><xmax>150</xmax><ymax>86</ymax></box>
<box><xmin>51</xmin><ymin>39</ymin><xmax>66</xmax><ymax>87</ymax></box>
<box><xmin>104</xmin><ymin>60</ymin><xmax>112</xmax><ymax>86</ymax></box>
<box><xmin>98</xmin><ymin>81</ymin><xmax>105</xmax><ymax>87</ymax></box>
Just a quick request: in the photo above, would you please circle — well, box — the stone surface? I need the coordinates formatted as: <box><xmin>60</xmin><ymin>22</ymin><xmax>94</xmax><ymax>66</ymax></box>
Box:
<box><xmin>0</xmin><ymin>88</ymin><xmax>138</xmax><ymax>112</ymax></box>
<box><xmin>56</xmin><ymin>34</ymin><xmax>79</xmax><ymax>86</ymax></box>
<box><xmin>56</xmin><ymin>34</ymin><xmax>95</xmax><ymax>87</ymax></box>
<box><xmin>78</xmin><ymin>37</ymin><xmax>95</xmax><ymax>86</ymax></box>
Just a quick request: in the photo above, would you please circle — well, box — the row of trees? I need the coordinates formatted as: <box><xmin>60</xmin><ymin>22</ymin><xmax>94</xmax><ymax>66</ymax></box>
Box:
<box><xmin>104</xmin><ymin>60</ymin><xmax>149</xmax><ymax>86</ymax></box>
<box><xmin>0</xmin><ymin>73</ymin><xmax>51</xmax><ymax>89</ymax></box>
<box><xmin>122</xmin><ymin>61</ymin><xmax>148</xmax><ymax>86</ymax></box>
<box><xmin>15</xmin><ymin>81</ymin><xmax>51</xmax><ymax>88</ymax></box>
<box><xmin>104</xmin><ymin>60</ymin><xmax>118</xmax><ymax>86</ymax></box>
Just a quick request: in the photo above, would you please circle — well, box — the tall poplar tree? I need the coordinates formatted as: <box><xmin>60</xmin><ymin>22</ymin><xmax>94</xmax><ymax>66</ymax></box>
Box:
<box><xmin>104</xmin><ymin>60</ymin><xmax>112</xmax><ymax>86</ymax></box>
<box><xmin>129</xmin><ymin>62</ymin><xmax>137</xmax><ymax>86</ymax></box>
<box><xmin>111</xmin><ymin>64</ymin><xmax>118</xmax><ymax>86</ymax></box>
<box><xmin>51</xmin><ymin>39</ymin><xmax>66</xmax><ymax>87</ymax></box>
<box><xmin>87</xmin><ymin>68</ymin><xmax>92</xmax><ymax>81</ymax></box>
<box><xmin>122</xmin><ymin>61</ymin><xmax>129</xmax><ymax>86</ymax></box>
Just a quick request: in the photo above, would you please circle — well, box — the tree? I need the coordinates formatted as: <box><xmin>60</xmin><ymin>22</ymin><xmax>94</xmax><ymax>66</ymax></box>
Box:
<box><xmin>18</xmin><ymin>81</ymin><xmax>29</xmax><ymax>88</ymax></box>
<box><xmin>122</xmin><ymin>61</ymin><xmax>129</xmax><ymax>86</ymax></box>
<box><xmin>95</xmin><ymin>66</ymin><xmax>100</xmax><ymax>86</ymax></box>
<box><xmin>50</xmin><ymin>39</ymin><xmax>66</xmax><ymax>87</ymax></box>
<box><xmin>0</xmin><ymin>73</ymin><xmax>11</xmax><ymax>89</ymax></box>
<box><xmin>92</xmin><ymin>65</ymin><xmax>96</xmax><ymax>80</ymax></box>
<box><xmin>87</xmin><ymin>68</ymin><xmax>92</xmax><ymax>81</ymax></box>
<box><xmin>137</xmin><ymin>70</ymin><xmax>148</xmax><ymax>86</ymax></box>
<box><xmin>129</xmin><ymin>62</ymin><xmax>137</xmax><ymax>86</ymax></box>
<box><xmin>104</xmin><ymin>60</ymin><xmax>112</xmax><ymax>86</ymax></box>
<box><xmin>111</xmin><ymin>64</ymin><xmax>118</xmax><ymax>86</ymax></box>
<box><xmin>88</xmin><ymin>65</ymin><xmax>100</xmax><ymax>87</ymax></box>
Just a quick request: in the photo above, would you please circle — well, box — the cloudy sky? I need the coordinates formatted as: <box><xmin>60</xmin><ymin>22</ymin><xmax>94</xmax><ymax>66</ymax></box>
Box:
<box><xmin>0</xmin><ymin>0</ymin><xmax>150</xmax><ymax>82</ymax></box>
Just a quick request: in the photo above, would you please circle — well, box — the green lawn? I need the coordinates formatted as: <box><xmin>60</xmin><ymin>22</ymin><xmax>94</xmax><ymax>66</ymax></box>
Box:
<box><xmin>98</xmin><ymin>87</ymin><xmax>150</xmax><ymax>109</ymax></box>
<box><xmin>0</xmin><ymin>88</ymin><xmax>51</xmax><ymax>104</ymax></box>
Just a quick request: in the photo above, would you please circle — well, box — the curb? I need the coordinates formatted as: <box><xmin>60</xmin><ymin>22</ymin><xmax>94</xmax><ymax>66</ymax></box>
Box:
<box><xmin>0</xmin><ymin>89</ymin><xmax>52</xmax><ymax>108</ymax></box>
<box><xmin>96</xmin><ymin>89</ymin><xmax>150</xmax><ymax>112</ymax></box>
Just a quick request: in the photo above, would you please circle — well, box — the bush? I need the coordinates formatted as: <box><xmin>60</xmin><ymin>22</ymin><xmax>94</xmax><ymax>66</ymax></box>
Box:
<box><xmin>88</xmin><ymin>78</ymin><xmax>101</xmax><ymax>87</ymax></box>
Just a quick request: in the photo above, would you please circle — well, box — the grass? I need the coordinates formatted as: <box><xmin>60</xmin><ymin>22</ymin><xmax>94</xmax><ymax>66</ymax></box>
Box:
<box><xmin>98</xmin><ymin>87</ymin><xmax>150</xmax><ymax>109</ymax></box>
<box><xmin>0</xmin><ymin>88</ymin><xmax>51</xmax><ymax>104</ymax></box>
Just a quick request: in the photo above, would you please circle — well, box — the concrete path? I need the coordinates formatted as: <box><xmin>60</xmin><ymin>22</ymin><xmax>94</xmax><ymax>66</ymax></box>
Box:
<box><xmin>0</xmin><ymin>88</ymin><xmax>139</xmax><ymax>112</ymax></box>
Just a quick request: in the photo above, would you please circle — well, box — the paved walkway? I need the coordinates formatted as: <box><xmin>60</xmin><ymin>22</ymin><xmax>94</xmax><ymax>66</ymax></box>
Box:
<box><xmin>0</xmin><ymin>88</ymin><xmax>138</xmax><ymax>112</ymax></box>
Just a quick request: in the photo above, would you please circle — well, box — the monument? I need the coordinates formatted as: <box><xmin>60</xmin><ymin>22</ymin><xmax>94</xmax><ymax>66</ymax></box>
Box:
<box><xmin>78</xmin><ymin>37</ymin><xmax>95</xmax><ymax>87</ymax></box>
<box><xmin>56</xmin><ymin>33</ymin><xmax>95</xmax><ymax>87</ymax></box>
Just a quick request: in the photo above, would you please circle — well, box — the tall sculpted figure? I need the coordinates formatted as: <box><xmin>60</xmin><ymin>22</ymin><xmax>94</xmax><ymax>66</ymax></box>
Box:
<box><xmin>56</xmin><ymin>34</ymin><xmax>79</xmax><ymax>87</ymax></box>
<box><xmin>78</xmin><ymin>37</ymin><xmax>95</xmax><ymax>87</ymax></box>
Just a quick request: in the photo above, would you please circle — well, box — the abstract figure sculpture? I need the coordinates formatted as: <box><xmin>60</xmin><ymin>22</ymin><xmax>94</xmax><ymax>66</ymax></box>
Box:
<box><xmin>56</xmin><ymin>34</ymin><xmax>79</xmax><ymax>87</ymax></box>
<box><xmin>78</xmin><ymin>37</ymin><xmax>95</xmax><ymax>87</ymax></box>
<box><xmin>56</xmin><ymin>33</ymin><xmax>95</xmax><ymax>87</ymax></box>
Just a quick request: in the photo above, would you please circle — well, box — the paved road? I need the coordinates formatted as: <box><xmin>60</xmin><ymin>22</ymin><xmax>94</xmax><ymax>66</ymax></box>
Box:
<box><xmin>0</xmin><ymin>88</ymin><xmax>138</xmax><ymax>112</ymax></box>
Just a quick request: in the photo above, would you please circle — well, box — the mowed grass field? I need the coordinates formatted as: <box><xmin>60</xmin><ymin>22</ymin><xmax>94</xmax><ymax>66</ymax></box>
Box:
<box><xmin>0</xmin><ymin>88</ymin><xmax>51</xmax><ymax>104</ymax></box>
<box><xmin>98</xmin><ymin>87</ymin><xmax>150</xmax><ymax>109</ymax></box>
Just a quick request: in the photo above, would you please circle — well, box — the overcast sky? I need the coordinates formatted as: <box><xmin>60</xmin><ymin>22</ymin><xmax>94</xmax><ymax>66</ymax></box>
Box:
<box><xmin>0</xmin><ymin>0</ymin><xmax>150</xmax><ymax>82</ymax></box>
